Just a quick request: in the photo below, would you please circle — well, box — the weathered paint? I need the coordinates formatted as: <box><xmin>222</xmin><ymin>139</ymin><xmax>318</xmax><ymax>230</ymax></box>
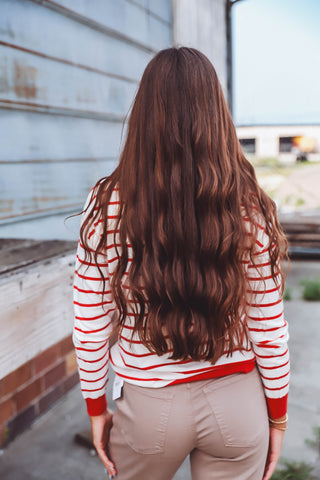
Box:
<box><xmin>0</xmin><ymin>0</ymin><xmax>172</xmax><ymax>238</ymax></box>
<box><xmin>0</xmin><ymin>249</ymin><xmax>76</xmax><ymax>378</ymax></box>
<box><xmin>172</xmin><ymin>0</ymin><xmax>228</xmax><ymax>96</ymax></box>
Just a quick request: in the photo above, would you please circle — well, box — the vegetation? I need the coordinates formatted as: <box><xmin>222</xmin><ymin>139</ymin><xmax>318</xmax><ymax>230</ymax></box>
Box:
<box><xmin>301</xmin><ymin>277</ymin><xmax>320</xmax><ymax>301</ymax></box>
<box><xmin>283</xmin><ymin>287</ymin><xmax>292</xmax><ymax>301</ymax></box>
<box><xmin>271</xmin><ymin>460</ymin><xmax>316</xmax><ymax>480</ymax></box>
<box><xmin>305</xmin><ymin>426</ymin><xmax>320</xmax><ymax>455</ymax></box>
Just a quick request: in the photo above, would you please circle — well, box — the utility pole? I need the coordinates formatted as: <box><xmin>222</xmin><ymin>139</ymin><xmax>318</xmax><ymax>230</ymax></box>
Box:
<box><xmin>226</xmin><ymin>0</ymin><xmax>246</xmax><ymax>117</ymax></box>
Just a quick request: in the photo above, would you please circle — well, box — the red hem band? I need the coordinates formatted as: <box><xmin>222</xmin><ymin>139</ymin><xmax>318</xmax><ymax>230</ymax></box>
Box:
<box><xmin>267</xmin><ymin>393</ymin><xmax>288</xmax><ymax>419</ymax></box>
<box><xmin>168</xmin><ymin>358</ymin><xmax>256</xmax><ymax>385</ymax></box>
<box><xmin>86</xmin><ymin>394</ymin><xmax>107</xmax><ymax>416</ymax></box>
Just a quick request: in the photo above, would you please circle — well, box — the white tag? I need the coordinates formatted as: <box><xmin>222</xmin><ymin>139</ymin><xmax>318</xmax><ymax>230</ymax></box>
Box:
<box><xmin>112</xmin><ymin>374</ymin><xmax>124</xmax><ymax>401</ymax></box>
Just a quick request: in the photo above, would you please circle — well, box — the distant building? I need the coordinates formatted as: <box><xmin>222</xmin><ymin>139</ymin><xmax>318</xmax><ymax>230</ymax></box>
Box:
<box><xmin>237</xmin><ymin>124</ymin><xmax>320</xmax><ymax>163</ymax></box>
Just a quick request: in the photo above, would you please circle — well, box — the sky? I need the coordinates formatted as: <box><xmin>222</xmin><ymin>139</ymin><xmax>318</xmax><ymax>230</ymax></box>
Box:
<box><xmin>232</xmin><ymin>0</ymin><xmax>320</xmax><ymax>125</ymax></box>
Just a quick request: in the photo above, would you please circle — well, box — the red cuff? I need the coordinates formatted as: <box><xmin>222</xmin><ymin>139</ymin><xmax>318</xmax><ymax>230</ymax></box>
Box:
<box><xmin>266</xmin><ymin>393</ymin><xmax>288</xmax><ymax>419</ymax></box>
<box><xmin>85</xmin><ymin>395</ymin><xmax>107</xmax><ymax>416</ymax></box>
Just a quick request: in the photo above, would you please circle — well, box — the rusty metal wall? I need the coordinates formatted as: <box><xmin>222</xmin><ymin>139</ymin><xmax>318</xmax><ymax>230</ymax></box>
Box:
<box><xmin>0</xmin><ymin>0</ymin><xmax>172</xmax><ymax>239</ymax></box>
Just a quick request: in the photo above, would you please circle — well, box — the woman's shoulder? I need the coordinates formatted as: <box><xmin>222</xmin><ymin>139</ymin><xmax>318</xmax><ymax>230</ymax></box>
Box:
<box><xmin>241</xmin><ymin>205</ymin><xmax>270</xmax><ymax>252</ymax></box>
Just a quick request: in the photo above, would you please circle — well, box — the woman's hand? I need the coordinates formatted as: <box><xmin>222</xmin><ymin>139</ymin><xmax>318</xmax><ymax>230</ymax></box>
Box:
<box><xmin>90</xmin><ymin>408</ymin><xmax>117</xmax><ymax>479</ymax></box>
<box><xmin>262</xmin><ymin>427</ymin><xmax>285</xmax><ymax>480</ymax></box>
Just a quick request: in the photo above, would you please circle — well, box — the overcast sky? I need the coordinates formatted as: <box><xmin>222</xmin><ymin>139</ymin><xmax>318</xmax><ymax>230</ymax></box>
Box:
<box><xmin>232</xmin><ymin>0</ymin><xmax>320</xmax><ymax>125</ymax></box>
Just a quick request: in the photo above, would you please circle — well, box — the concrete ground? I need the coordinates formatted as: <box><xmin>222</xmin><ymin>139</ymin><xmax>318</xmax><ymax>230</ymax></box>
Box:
<box><xmin>0</xmin><ymin>260</ymin><xmax>320</xmax><ymax>480</ymax></box>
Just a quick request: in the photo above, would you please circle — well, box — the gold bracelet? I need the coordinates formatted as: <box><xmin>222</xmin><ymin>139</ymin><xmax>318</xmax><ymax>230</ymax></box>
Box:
<box><xmin>268</xmin><ymin>413</ymin><xmax>288</xmax><ymax>424</ymax></box>
<box><xmin>269</xmin><ymin>425</ymin><xmax>288</xmax><ymax>431</ymax></box>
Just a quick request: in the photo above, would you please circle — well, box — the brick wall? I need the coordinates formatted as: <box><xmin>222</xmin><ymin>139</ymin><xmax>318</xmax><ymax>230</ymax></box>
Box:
<box><xmin>0</xmin><ymin>334</ymin><xmax>78</xmax><ymax>447</ymax></box>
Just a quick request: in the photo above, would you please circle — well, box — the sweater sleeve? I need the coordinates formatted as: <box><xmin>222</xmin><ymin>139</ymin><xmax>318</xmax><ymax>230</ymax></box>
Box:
<box><xmin>245</xmin><ymin>230</ymin><xmax>290</xmax><ymax>419</ymax></box>
<box><xmin>72</xmin><ymin>190</ymin><xmax>118</xmax><ymax>416</ymax></box>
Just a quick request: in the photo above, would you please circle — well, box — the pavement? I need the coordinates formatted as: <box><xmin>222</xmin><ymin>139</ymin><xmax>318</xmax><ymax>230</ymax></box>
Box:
<box><xmin>0</xmin><ymin>260</ymin><xmax>320</xmax><ymax>480</ymax></box>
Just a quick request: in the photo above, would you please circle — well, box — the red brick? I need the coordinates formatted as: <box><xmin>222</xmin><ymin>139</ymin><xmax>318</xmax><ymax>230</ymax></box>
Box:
<box><xmin>0</xmin><ymin>361</ymin><xmax>33</xmax><ymax>397</ymax></box>
<box><xmin>33</xmin><ymin>344</ymin><xmax>60</xmax><ymax>375</ymax></box>
<box><xmin>0</xmin><ymin>397</ymin><xmax>15</xmax><ymax>425</ymax></box>
<box><xmin>7</xmin><ymin>405</ymin><xmax>36</xmax><ymax>441</ymax></box>
<box><xmin>38</xmin><ymin>385</ymin><xmax>64</xmax><ymax>414</ymax></box>
<box><xmin>44</xmin><ymin>361</ymin><xmax>66</xmax><ymax>390</ymax></box>
<box><xmin>14</xmin><ymin>378</ymin><xmax>42</xmax><ymax>413</ymax></box>
<box><xmin>59</xmin><ymin>335</ymin><xmax>74</xmax><ymax>356</ymax></box>
<box><xmin>66</xmin><ymin>351</ymin><xmax>77</xmax><ymax>375</ymax></box>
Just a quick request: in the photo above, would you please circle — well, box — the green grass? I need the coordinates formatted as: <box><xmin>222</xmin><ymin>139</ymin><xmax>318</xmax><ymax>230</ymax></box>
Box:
<box><xmin>305</xmin><ymin>425</ymin><xmax>320</xmax><ymax>453</ymax></box>
<box><xmin>283</xmin><ymin>287</ymin><xmax>292</xmax><ymax>301</ymax></box>
<box><xmin>271</xmin><ymin>460</ymin><xmax>316</xmax><ymax>480</ymax></box>
<box><xmin>301</xmin><ymin>277</ymin><xmax>320</xmax><ymax>301</ymax></box>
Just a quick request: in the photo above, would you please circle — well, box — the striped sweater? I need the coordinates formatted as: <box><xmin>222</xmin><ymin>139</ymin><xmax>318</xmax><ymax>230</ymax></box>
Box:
<box><xmin>72</xmin><ymin>186</ymin><xmax>290</xmax><ymax>418</ymax></box>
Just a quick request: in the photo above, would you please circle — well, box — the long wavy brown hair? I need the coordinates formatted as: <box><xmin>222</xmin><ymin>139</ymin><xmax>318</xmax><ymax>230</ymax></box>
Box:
<box><xmin>79</xmin><ymin>47</ymin><xmax>288</xmax><ymax>364</ymax></box>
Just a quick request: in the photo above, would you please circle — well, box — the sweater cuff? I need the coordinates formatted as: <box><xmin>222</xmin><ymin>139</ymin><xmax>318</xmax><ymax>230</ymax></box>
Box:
<box><xmin>85</xmin><ymin>395</ymin><xmax>107</xmax><ymax>416</ymax></box>
<box><xmin>266</xmin><ymin>393</ymin><xmax>288</xmax><ymax>419</ymax></box>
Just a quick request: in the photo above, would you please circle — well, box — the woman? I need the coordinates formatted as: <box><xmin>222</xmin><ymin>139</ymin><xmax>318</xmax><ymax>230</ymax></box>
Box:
<box><xmin>72</xmin><ymin>47</ymin><xmax>289</xmax><ymax>480</ymax></box>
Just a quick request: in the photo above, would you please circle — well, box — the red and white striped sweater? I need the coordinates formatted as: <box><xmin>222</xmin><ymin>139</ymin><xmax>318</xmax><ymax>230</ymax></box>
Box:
<box><xmin>73</xmin><ymin>186</ymin><xmax>290</xmax><ymax>418</ymax></box>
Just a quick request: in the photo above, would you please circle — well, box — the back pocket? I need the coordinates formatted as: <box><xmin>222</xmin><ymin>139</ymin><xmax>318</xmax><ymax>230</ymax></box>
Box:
<box><xmin>203</xmin><ymin>369</ymin><xmax>268</xmax><ymax>448</ymax></box>
<box><xmin>115</xmin><ymin>382</ymin><xmax>174</xmax><ymax>454</ymax></box>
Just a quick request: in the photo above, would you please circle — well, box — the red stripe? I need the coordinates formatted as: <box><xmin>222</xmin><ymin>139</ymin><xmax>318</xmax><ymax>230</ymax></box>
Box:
<box><xmin>80</xmin><ymin>371</ymin><xmax>108</xmax><ymax>383</ymax></box>
<box><xmin>243</xmin><ymin>217</ymin><xmax>267</xmax><ymax>234</ymax></box>
<box><xmin>248</xmin><ymin>261</ymin><xmax>271</xmax><ymax>269</ymax></box>
<box><xmin>263</xmin><ymin>381</ymin><xmax>289</xmax><ymax>391</ymax></box>
<box><xmin>246</xmin><ymin>285</ymin><xmax>281</xmax><ymax>294</ymax></box>
<box><xmin>75</xmin><ymin>270</ymin><xmax>108</xmax><ymax>282</ymax></box>
<box><xmin>118</xmin><ymin>343</ymin><xmax>159</xmax><ymax>358</ymax></box>
<box><xmin>254</xmin><ymin>348</ymin><xmax>288</xmax><ymax>359</ymax></box>
<box><xmin>253</xmin><ymin>243</ymin><xmax>276</xmax><ymax>256</ymax></box>
<box><xmin>80</xmin><ymin>358</ymin><xmax>108</xmax><ymax>373</ymax></box>
<box><xmin>108</xmin><ymin>370</ymin><xmax>163</xmax><ymax>382</ymax></box>
<box><xmin>79</xmin><ymin>241</ymin><xmax>121</xmax><ymax>252</ymax></box>
<box><xmin>75</xmin><ymin>341</ymin><xmax>108</xmax><ymax>352</ymax></box>
<box><xmin>74</xmin><ymin>300</ymin><xmax>113</xmax><ymax>307</ymax></box>
<box><xmin>82</xmin><ymin>378</ymin><xmax>108</xmax><ymax>392</ymax></box>
<box><xmin>119</xmin><ymin>334</ymin><xmax>143</xmax><ymax>344</ymax></box>
<box><xmin>248</xmin><ymin>321</ymin><xmax>286</xmax><ymax>332</ymax></box>
<box><xmin>76</xmin><ymin>350</ymin><xmax>108</xmax><ymax>363</ymax></box>
<box><xmin>260</xmin><ymin>371</ymin><xmax>289</xmax><ymax>381</ymax></box>
<box><xmin>74</xmin><ymin>322</ymin><xmax>111</xmax><ymax>334</ymax></box>
<box><xmin>75</xmin><ymin>309</ymin><xmax>115</xmax><ymax>321</ymax></box>
<box><xmin>256</xmin><ymin>359</ymin><xmax>289</xmax><ymax>370</ymax></box>
<box><xmin>119</xmin><ymin>351</ymin><xmax>192</xmax><ymax>371</ymax></box>
<box><xmin>77</xmin><ymin>255</ymin><xmax>108</xmax><ymax>268</ymax></box>
<box><xmin>108</xmin><ymin>256</ymin><xmax>132</xmax><ymax>264</ymax></box>
<box><xmin>73</xmin><ymin>285</ymin><xmax>111</xmax><ymax>295</ymax></box>
<box><xmin>247</xmin><ymin>311</ymin><xmax>283</xmax><ymax>321</ymax></box>
<box><xmin>246</xmin><ymin>298</ymin><xmax>282</xmax><ymax>308</ymax></box>
<box><xmin>246</xmin><ymin>271</ymin><xmax>280</xmax><ymax>281</ymax></box>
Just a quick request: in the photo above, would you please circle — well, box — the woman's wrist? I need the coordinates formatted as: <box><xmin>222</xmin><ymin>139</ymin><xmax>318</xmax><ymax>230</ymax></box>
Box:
<box><xmin>268</xmin><ymin>413</ymin><xmax>288</xmax><ymax>430</ymax></box>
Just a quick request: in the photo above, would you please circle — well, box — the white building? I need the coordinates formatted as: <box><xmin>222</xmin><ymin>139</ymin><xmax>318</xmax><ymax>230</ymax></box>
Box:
<box><xmin>236</xmin><ymin>124</ymin><xmax>320</xmax><ymax>163</ymax></box>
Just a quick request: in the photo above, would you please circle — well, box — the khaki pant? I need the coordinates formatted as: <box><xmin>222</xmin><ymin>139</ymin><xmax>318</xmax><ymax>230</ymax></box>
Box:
<box><xmin>109</xmin><ymin>367</ymin><xmax>269</xmax><ymax>479</ymax></box>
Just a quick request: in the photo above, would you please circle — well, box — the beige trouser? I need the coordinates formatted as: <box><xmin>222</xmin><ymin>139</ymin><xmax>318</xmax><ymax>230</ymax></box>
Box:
<box><xmin>109</xmin><ymin>367</ymin><xmax>269</xmax><ymax>480</ymax></box>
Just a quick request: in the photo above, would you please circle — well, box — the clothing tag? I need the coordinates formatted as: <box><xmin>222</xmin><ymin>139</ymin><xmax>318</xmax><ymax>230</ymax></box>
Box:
<box><xmin>112</xmin><ymin>374</ymin><xmax>124</xmax><ymax>401</ymax></box>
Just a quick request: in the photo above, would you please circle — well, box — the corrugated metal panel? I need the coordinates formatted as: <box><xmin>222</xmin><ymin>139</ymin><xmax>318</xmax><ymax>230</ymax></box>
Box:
<box><xmin>0</xmin><ymin>0</ymin><xmax>172</xmax><ymax>239</ymax></box>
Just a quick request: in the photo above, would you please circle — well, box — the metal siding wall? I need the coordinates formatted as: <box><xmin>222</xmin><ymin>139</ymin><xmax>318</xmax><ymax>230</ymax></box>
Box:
<box><xmin>0</xmin><ymin>0</ymin><xmax>172</xmax><ymax>239</ymax></box>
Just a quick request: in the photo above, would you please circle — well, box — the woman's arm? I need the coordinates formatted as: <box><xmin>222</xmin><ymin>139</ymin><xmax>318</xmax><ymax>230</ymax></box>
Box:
<box><xmin>245</xmin><ymin>228</ymin><xmax>290</xmax><ymax>480</ymax></box>
<box><xmin>245</xmin><ymin>235</ymin><xmax>290</xmax><ymax>419</ymax></box>
<box><xmin>73</xmin><ymin>190</ymin><xmax>118</xmax><ymax>416</ymax></box>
